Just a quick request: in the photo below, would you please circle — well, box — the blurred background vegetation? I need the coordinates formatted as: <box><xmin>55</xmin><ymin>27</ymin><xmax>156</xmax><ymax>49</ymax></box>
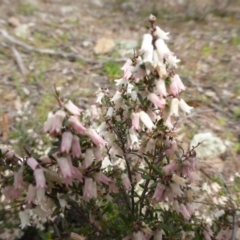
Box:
<box><xmin>0</xmin><ymin>0</ymin><xmax>240</xmax><ymax>239</ymax></box>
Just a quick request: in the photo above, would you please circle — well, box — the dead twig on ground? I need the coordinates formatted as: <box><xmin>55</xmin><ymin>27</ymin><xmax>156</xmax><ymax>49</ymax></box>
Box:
<box><xmin>0</xmin><ymin>29</ymin><xmax>126</xmax><ymax>65</ymax></box>
<box><xmin>11</xmin><ymin>46</ymin><xmax>27</xmax><ymax>75</ymax></box>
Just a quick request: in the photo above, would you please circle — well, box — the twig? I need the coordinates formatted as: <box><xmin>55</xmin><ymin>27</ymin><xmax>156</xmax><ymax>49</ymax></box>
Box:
<box><xmin>0</xmin><ymin>29</ymin><xmax>126</xmax><ymax>64</ymax></box>
<box><xmin>11</xmin><ymin>46</ymin><xmax>27</xmax><ymax>75</ymax></box>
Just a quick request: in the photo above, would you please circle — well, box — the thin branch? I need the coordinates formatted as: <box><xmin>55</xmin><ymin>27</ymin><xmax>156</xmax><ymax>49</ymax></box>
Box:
<box><xmin>11</xmin><ymin>46</ymin><xmax>27</xmax><ymax>75</ymax></box>
<box><xmin>0</xmin><ymin>29</ymin><xmax>126</xmax><ymax>64</ymax></box>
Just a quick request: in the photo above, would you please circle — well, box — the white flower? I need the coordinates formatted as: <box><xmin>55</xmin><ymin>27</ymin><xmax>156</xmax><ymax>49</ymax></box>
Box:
<box><xmin>19</xmin><ymin>210</ymin><xmax>31</xmax><ymax>229</ymax></box>
<box><xmin>115</xmin><ymin>78</ymin><xmax>128</xmax><ymax>86</ymax></box>
<box><xmin>127</xmin><ymin>83</ymin><xmax>134</xmax><ymax>94</ymax></box>
<box><xmin>153</xmin><ymin>49</ymin><xmax>162</xmax><ymax>67</ymax></box>
<box><xmin>211</xmin><ymin>182</ymin><xmax>221</xmax><ymax>192</ymax></box>
<box><xmin>155</xmin><ymin>39</ymin><xmax>171</xmax><ymax>62</ymax></box>
<box><xmin>170</xmin><ymin>182</ymin><xmax>183</xmax><ymax>197</ymax></box>
<box><xmin>140</xmin><ymin>34</ymin><xmax>153</xmax><ymax>53</ymax></box>
<box><xmin>106</xmin><ymin>107</ymin><xmax>114</xmax><ymax>117</ymax></box>
<box><xmin>153</xmin><ymin>26</ymin><xmax>170</xmax><ymax>40</ymax></box>
<box><xmin>96</xmin><ymin>91</ymin><xmax>105</xmax><ymax>104</ymax></box>
<box><xmin>97</xmin><ymin>121</ymin><xmax>106</xmax><ymax>134</ymax></box>
<box><xmin>139</xmin><ymin>111</ymin><xmax>155</xmax><ymax>131</ymax></box>
<box><xmin>172</xmin><ymin>174</ymin><xmax>186</xmax><ymax>187</ymax></box>
<box><xmin>214</xmin><ymin>209</ymin><xmax>225</xmax><ymax>218</ymax></box>
<box><xmin>131</xmin><ymin>91</ymin><xmax>137</xmax><ymax>101</ymax></box>
<box><xmin>157</xmin><ymin>64</ymin><xmax>168</xmax><ymax>79</ymax></box>
<box><xmin>165</xmin><ymin>54</ymin><xmax>180</xmax><ymax>68</ymax></box>
<box><xmin>83</xmin><ymin>149</ymin><xmax>94</xmax><ymax>168</ymax></box>
<box><xmin>179</xmin><ymin>99</ymin><xmax>193</xmax><ymax>114</ymax></box>
<box><xmin>169</xmin><ymin>98</ymin><xmax>179</xmax><ymax>117</ymax></box>
<box><xmin>111</xmin><ymin>91</ymin><xmax>122</xmax><ymax>102</ymax></box>
<box><xmin>128</xmin><ymin>129</ymin><xmax>140</xmax><ymax>149</ymax></box>
<box><xmin>37</xmin><ymin>188</ymin><xmax>46</xmax><ymax>202</ymax></box>
<box><xmin>156</xmin><ymin>79</ymin><xmax>168</xmax><ymax>97</ymax></box>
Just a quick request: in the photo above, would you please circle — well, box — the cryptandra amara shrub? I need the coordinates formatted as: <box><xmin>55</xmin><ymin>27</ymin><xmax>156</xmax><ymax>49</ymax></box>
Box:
<box><xmin>0</xmin><ymin>14</ymin><xmax>240</xmax><ymax>240</ymax></box>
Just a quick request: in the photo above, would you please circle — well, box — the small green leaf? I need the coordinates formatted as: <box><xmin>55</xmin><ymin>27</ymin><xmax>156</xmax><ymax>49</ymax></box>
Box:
<box><xmin>53</xmin><ymin>224</ymin><xmax>61</xmax><ymax>237</ymax></box>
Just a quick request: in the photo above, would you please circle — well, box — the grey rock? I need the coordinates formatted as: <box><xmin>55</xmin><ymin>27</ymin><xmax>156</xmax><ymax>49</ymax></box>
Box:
<box><xmin>117</xmin><ymin>40</ymin><xmax>138</xmax><ymax>57</ymax></box>
<box><xmin>190</xmin><ymin>132</ymin><xmax>226</xmax><ymax>159</ymax></box>
<box><xmin>121</xmin><ymin>2</ymin><xmax>135</xmax><ymax>11</ymax></box>
<box><xmin>89</xmin><ymin>0</ymin><xmax>103</xmax><ymax>7</ymax></box>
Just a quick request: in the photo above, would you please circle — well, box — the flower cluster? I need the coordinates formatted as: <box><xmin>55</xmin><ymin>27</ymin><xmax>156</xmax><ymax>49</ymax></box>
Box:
<box><xmin>0</xmin><ymin>14</ymin><xmax>239</xmax><ymax>240</ymax></box>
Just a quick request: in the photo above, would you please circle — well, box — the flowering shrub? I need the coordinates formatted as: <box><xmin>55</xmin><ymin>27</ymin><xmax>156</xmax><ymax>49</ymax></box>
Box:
<box><xmin>0</xmin><ymin>15</ymin><xmax>240</xmax><ymax>240</ymax></box>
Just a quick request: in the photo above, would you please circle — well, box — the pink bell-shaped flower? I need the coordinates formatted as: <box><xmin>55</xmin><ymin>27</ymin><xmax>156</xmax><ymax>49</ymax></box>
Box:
<box><xmin>27</xmin><ymin>157</ymin><xmax>39</xmax><ymax>170</ymax></box>
<box><xmin>86</xmin><ymin>129</ymin><xmax>106</xmax><ymax>148</ymax></box>
<box><xmin>27</xmin><ymin>184</ymin><xmax>36</xmax><ymax>204</ymax></box>
<box><xmin>131</xmin><ymin>112</ymin><xmax>140</xmax><ymax>130</ymax></box>
<box><xmin>68</xmin><ymin>116</ymin><xmax>86</xmax><ymax>135</ymax></box>
<box><xmin>19</xmin><ymin>209</ymin><xmax>31</xmax><ymax>229</ymax></box>
<box><xmin>34</xmin><ymin>168</ymin><xmax>46</xmax><ymax>188</ymax></box>
<box><xmin>51</xmin><ymin>109</ymin><xmax>66</xmax><ymax>135</ymax></box>
<box><xmin>64</xmin><ymin>100</ymin><xmax>83</xmax><ymax>116</ymax></box>
<box><xmin>83</xmin><ymin>178</ymin><xmax>97</xmax><ymax>200</ymax></box>
<box><xmin>148</xmin><ymin>93</ymin><xmax>166</xmax><ymax>109</ymax></box>
<box><xmin>71</xmin><ymin>135</ymin><xmax>82</xmax><ymax>158</ymax></box>
<box><xmin>60</xmin><ymin>131</ymin><xmax>73</xmax><ymax>153</ymax></box>
<box><xmin>153</xmin><ymin>183</ymin><xmax>166</xmax><ymax>202</ymax></box>
<box><xmin>57</xmin><ymin>157</ymin><xmax>72</xmax><ymax>179</ymax></box>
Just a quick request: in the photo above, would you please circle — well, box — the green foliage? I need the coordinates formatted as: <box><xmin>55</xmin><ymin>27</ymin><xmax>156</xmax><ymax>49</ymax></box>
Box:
<box><xmin>18</xmin><ymin>3</ymin><xmax>36</xmax><ymax>16</ymax></box>
<box><xmin>103</xmin><ymin>61</ymin><xmax>122</xmax><ymax>81</ymax></box>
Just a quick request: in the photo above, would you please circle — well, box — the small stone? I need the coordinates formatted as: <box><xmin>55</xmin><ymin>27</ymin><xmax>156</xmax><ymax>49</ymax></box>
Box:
<box><xmin>117</xmin><ymin>40</ymin><xmax>138</xmax><ymax>57</ymax></box>
<box><xmin>89</xmin><ymin>0</ymin><xmax>103</xmax><ymax>7</ymax></box>
<box><xmin>94</xmin><ymin>38</ymin><xmax>115</xmax><ymax>54</ymax></box>
<box><xmin>60</xmin><ymin>6</ymin><xmax>76</xmax><ymax>14</ymax></box>
<box><xmin>4</xmin><ymin>90</ymin><xmax>17</xmax><ymax>100</ymax></box>
<box><xmin>205</xmin><ymin>90</ymin><xmax>218</xmax><ymax>101</ymax></box>
<box><xmin>14</xmin><ymin>96</ymin><xmax>22</xmax><ymax>111</ymax></box>
<box><xmin>82</xmin><ymin>41</ymin><xmax>92</xmax><ymax>48</ymax></box>
<box><xmin>8</xmin><ymin>17</ymin><xmax>20</xmax><ymax>27</ymax></box>
<box><xmin>22</xmin><ymin>87</ymin><xmax>30</xmax><ymax>96</ymax></box>
<box><xmin>14</xmin><ymin>24</ymin><xmax>30</xmax><ymax>39</ymax></box>
<box><xmin>121</xmin><ymin>2</ymin><xmax>135</xmax><ymax>11</ymax></box>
